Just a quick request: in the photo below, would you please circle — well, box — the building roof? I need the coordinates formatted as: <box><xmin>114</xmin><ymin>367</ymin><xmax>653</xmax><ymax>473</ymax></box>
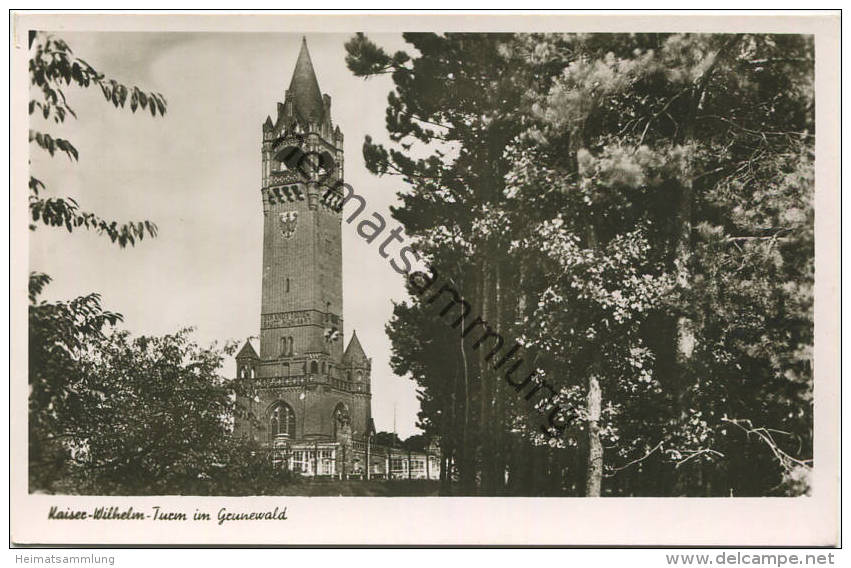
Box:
<box><xmin>287</xmin><ymin>37</ymin><xmax>325</xmax><ymax>125</ymax></box>
<box><xmin>343</xmin><ymin>330</ymin><xmax>368</xmax><ymax>365</ymax></box>
<box><xmin>236</xmin><ymin>340</ymin><xmax>259</xmax><ymax>360</ymax></box>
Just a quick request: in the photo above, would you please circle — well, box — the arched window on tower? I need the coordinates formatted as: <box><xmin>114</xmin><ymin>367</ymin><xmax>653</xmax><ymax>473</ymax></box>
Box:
<box><xmin>310</xmin><ymin>361</ymin><xmax>319</xmax><ymax>375</ymax></box>
<box><xmin>288</xmin><ymin>337</ymin><xmax>294</xmax><ymax>356</ymax></box>
<box><xmin>286</xmin><ymin>278</ymin><xmax>290</xmax><ymax>293</ymax></box>
<box><xmin>279</xmin><ymin>337</ymin><xmax>287</xmax><ymax>357</ymax></box>
<box><xmin>269</xmin><ymin>402</ymin><xmax>296</xmax><ymax>441</ymax></box>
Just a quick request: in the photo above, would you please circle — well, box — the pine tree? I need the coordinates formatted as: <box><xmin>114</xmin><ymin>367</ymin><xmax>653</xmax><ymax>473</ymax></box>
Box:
<box><xmin>349</xmin><ymin>32</ymin><xmax>814</xmax><ymax>496</ymax></box>
<box><xmin>510</xmin><ymin>33</ymin><xmax>814</xmax><ymax>495</ymax></box>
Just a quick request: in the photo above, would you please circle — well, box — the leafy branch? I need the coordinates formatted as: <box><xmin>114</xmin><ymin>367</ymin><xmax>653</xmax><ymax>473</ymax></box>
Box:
<box><xmin>29</xmin><ymin>33</ymin><xmax>166</xmax><ymax>124</ymax></box>
<box><xmin>29</xmin><ymin>193</ymin><xmax>158</xmax><ymax>247</ymax></box>
<box><xmin>28</xmin><ymin>31</ymin><xmax>166</xmax><ymax>246</ymax></box>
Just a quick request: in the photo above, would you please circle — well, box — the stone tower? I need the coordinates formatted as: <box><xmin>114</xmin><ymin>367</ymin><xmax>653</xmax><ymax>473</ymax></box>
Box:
<box><xmin>234</xmin><ymin>37</ymin><xmax>372</xmax><ymax>445</ymax></box>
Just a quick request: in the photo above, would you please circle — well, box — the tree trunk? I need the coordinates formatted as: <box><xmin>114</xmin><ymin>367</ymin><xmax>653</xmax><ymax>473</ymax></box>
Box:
<box><xmin>477</xmin><ymin>266</ymin><xmax>490</xmax><ymax>493</ymax></box>
<box><xmin>492</xmin><ymin>263</ymin><xmax>506</xmax><ymax>493</ymax></box>
<box><xmin>568</xmin><ymin>123</ymin><xmax>605</xmax><ymax>498</ymax></box>
<box><xmin>457</xmin><ymin>271</ymin><xmax>475</xmax><ymax>494</ymax></box>
<box><xmin>673</xmin><ymin>89</ymin><xmax>697</xmax><ymax>402</ymax></box>
<box><xmin>439</xmin><ymin>450</ymin><xmax>449</xmax><ymax>494</ymax></box>
<box><xmin>585</xmin><ymin>374</ymin><xmax>603</xmax><ymax>496</ymax></box>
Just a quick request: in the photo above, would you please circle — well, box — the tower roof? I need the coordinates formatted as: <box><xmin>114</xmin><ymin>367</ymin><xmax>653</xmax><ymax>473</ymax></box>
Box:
<box><xmin>343</xmin><ymin>330</ymin><xmax>368</xmax><ymax>364</ymax></box>
<box><xmin>236</xmin><ymin>340</ymin><xmax>259</xmax><ymax>360</ymax></box>
<box><xmin>287</xmin><ymin>37</ymin><xmax>325</xmax><ymax>125</ymax></box>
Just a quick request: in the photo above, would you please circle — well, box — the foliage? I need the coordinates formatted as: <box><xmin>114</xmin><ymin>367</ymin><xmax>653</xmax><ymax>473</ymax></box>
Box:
<box><xmin>372</xmin><ymin>431</ymin><xmax>404</xmax><ymax>448</ymax></box>
<box><xmin>350</xmin><ymin>32</ymin><xmax>814</xmax><ymax>496</ymax></box>
<box><xmin>29</xmin><ymin>275</ymin><xmax>286</xmax><ymax>495</ymax></box>
<box><xmin>347</xmin><ymin>32</ymin><xmax>540</xmax><ymax>494</ymax></box>
<box><xmin>28</xmin><ymin>272</ymin><xmax>123</xmax><ymax>491</ymax></box>
<box><xmin>401</xmin><ymin>434</ymin><xmax>429</xmax><ymax>452</ymax></box>
<box><xmin>512</xmin><ymin>33</ymin><xmax>814</xmax><ymax>495</ymax></box>
<box><xmin>68</xmin><ymin>328</ymin><xmax>235</xmax><ymax>493</ymax></box>
<box><xmin>28</xmin><ymin>32</ymin><xmax>165</xmax><ymax>246</ymax></box>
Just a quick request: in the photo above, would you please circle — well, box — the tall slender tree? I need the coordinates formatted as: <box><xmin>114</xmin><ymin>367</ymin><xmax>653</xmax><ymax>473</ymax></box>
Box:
<box><xmin>346</xmin><ymin>32</ymin><xmax>529</xmax><ymax>494</ymax></box>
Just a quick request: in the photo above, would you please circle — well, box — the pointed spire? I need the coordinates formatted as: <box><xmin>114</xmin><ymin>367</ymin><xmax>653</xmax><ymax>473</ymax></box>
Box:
<box><xmin>236</xmin><ymin>340</ymin><xmax>259</xmax><ymax>360</ymax></box>
<box><xmin>343</xmin><ymin>330</ymin><xmax>368</xmax><ymax>365</ymax></box>
<box><xmin>287</xmin><ymin>37</ymin><xmax>324</xmax><ymax>125</ymax></box>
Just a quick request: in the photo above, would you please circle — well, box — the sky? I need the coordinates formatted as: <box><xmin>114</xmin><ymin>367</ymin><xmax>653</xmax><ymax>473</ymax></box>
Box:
<box><xmin>28</xmin><ymin>31</ymin><xmax>425</xmax><ymax>438</ymax></box>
